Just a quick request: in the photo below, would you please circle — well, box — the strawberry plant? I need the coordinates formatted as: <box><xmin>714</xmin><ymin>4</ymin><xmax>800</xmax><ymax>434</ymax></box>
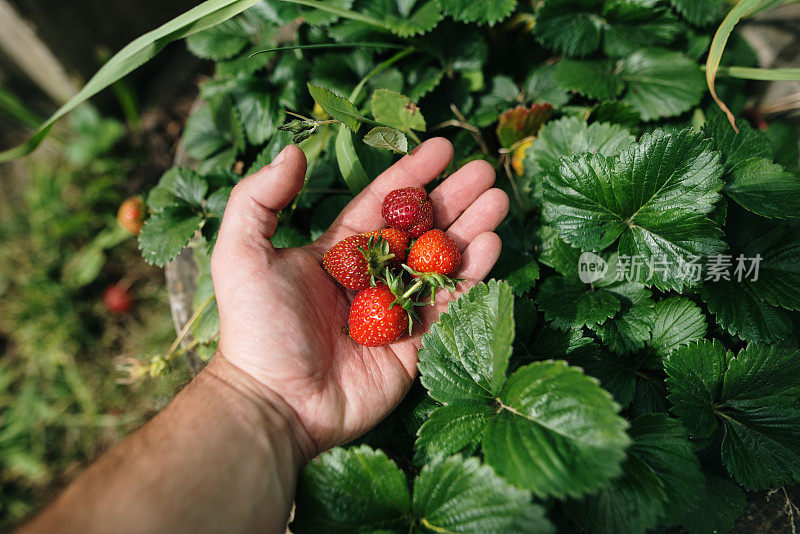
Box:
<box><xmin>5</xmin><ymin>0</ymin><xmax>800</xmax><ymax>532</ymax></box>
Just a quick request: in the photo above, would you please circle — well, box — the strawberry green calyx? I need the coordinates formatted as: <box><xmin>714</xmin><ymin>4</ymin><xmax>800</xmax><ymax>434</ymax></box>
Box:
<box><xmin>383</xmin><ymin>269</ymin><xmax>421</xmax><ymax>333</ymax></box>
<box><xmin>401</xmin><ymin>264</ymin><xmax>463</xmax><ymax>306</ymax></box>
<box><xmin>357</xmin><ymin>234</ymin><xmax>397</xmax><ymax>287</ymax></box>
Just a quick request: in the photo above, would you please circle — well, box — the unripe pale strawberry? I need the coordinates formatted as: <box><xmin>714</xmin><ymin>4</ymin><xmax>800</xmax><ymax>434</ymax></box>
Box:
<box><xmin>118</xmin><ymin>197</ymin><xmax>145</xmax><ymax>235</ymax></box>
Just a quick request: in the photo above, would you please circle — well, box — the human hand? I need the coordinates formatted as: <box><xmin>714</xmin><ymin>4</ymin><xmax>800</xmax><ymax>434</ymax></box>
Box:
<box><xmin>209</xmin><ymin>138</ymin><xmax>509</xmax><ymax>459</ymax></box>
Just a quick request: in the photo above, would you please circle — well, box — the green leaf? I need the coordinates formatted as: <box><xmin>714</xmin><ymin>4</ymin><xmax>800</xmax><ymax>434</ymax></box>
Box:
<box><xmin>530</xmin><ymin>118</ymin><xmax>636</xmax><ymax>173</ymax></box>
<box><xmin>185</xmin><ymin>17</ymin><xmax>252</xmax><ymax>60</ymax></box>
<box><xmin>725</xmin><ymin>158</ymin><xmax>800</xmax><ymax>219</ymax></box>
<box><xmin>524</xmin><ymin>117</ymin><xmax>634</xmax><ymax>206</ymax></box>
<box><xmin>364</xmin><ymin>0</ymin><xmax>444</xmax><ymax>37</ymax></box>
<box><xmin>299</xmin><ymin>0</ymin><xmax>355</xmax><ymax>25</ymax></box>
<box><xmin>669</xmin><ymin>0</ymin><xmax>724</xmax><ymax>26</ymax></box>
<box><xmin>229</xmin><ymin>75</ymin><xmax>280</xmax><ymax>146</ymax></box>
<box><xmin>524</xmin><ymin>63</ymin><xmax>571</xmax><ymax>107</ymax></box>
<box><xmin>502</xmin><ymin>257</ymin><xmax>541</xmax><ymax>296</ymax></box>
<box><xmin>627</xmin><ymin>415</ymin><xmax>703</xmax><ymax>524</ymax></box>
<box><xmin>417</xmin><ymin>284</ymin><xmax>629</xmax><ymax>498</ymax></box>
<box><xmin>439</xmin><ymin>0</ymin><xmax>517</xmax><ymax>25</ymax></box>
<box><xmin>294</xmin><ymin>448</ymin><xmax>552</xmax><ymax>533</ymax></box>
<box><xmin>473</xmin><ymin>75</ymin><xmax>520</xmax><ymax>126</ymax></box>
<box><xmin>565</xmin><ymin>447</ymin><xmax>666</xmax><ymax>534</ymax></box>
<box><xmin>292</xmin><ymin>445</ymin><xmax>411</xmax><ymax>533</ymax></box>
<box><xmin>664</xmin><ymin>340</ymin><xmax>728</xmax><ymax>438</ymax></box>
<box><xmin>703</xmin><ymin>109</ymin><xmax>773</xmax><ymax>172</ymax></box>
<box><xmin>308</xmin><ymin>83</ymin><xmax>361</xmax><ymax>132</ymax></box>
<box><xmin>370</xmin><ymin>89</ymin><xmax>426</xmax><ymax>132</ymax></box>
<box><xmin>362</xmin><ymin>127</ymin><xmax>408</xmax><ymax>153</ymax></box>
<box><xmin>567</xmin><ymin>348</ymin><xmax>638</xmax><ymax>408</ymax></box>
<box><xmin>535</xmin><ymin>0</ymin><xmax>604</xmax><ymax>57</ymax></box>
<box><xmin>543</xmin><ymin>128</ymin><xmax>725</xmax><ymax>290</ymax></box>
<box><xmin>148</xmin><ymin>167</ymin><xmax>208</xmax><ymax>211</ymax></box>
<box><xmin>602</xmin><ymin>1</ymin><xmax>680</xmax><ymax>58</ymax></box>
<box><xmin>138</xmin><ymin>208</ymin><xmax>203</xmax><ymax>266</ymax></box>
<box><xmin>414</xmin><ymin>402</ymin><xmax>492</xmax><ymax>465</ymax></box>
<box><xmin>554</xmin><ymin>60</ymin><xmax>624</xmax><ymax>100</ymax></box>
<box><xmin>0</xmin><ymin>0</ymin><xmax>263</xmax><ymax>162</ymax></box>
<box><xmin>679</xmin><ymin>474</ymin><xmax>747</xmax><ymax>534</ymax></box>
<box><xmin>535</xmin><ymin>276</ymin><xmax>621</xmax><ymax>330</ymax></box>
<box><xmin>701</xmin><ymin>280</ymin><xmax>793</xmax><ymax>343</ymax></box>
<box><xmin>565</xmin><ymin>414</ymin><xmax>703</xmax><ymax>533</ymax></box>
<box><xmin>418</xmin><ymin>281</ymin><xmax>514</xmax><ymax>403</ymax></box>
<box><xmin>205</xmin><ymin>186</ymin><xmax>232</xmax><ymax>217</ymax></box>
<box><xmin>64</xmin><ymin>105</ymin><xmax>125</xmax><ymax>165</ymax></box>
<box><xmin>183</xmin><ymin>97</ymin><xmax>244</xmax><ymax>173</ymax></box>
<box><xmin>701</xmin><ymin>215</ymin><xmax>800</xmax><ymax>341</ymax></box>
<box><xmin>619</xmin><ymin>48</ymin><xmax>705</xmax><ymax>121</ymax></box>
<box><xmin>666</xmin><ymin>341</ymin><xmax>800</xmax><ymax>488</ymax></box>
<box><xmin>168</xmin><ymin>167</ymin><xmax>209</xmax><ymax>208</ymax></box>
<box><xmin>648</xmin><ymin>297</ymin><xmax>707</xmax><ymax>358</ymax></box>
<box><xmin>483</xmin><ymin>361</ymin><xmax>630</xmax><ymax>498</ymax></box>
<box><xmin>413</xmin><ymin>456</ymin><xmax>553</xmax><ymax>534</ymax></box>
<box><xmin>591</xmin><ymin>292</ymin><xmax>655</xmax><ymax>355</ymax></box>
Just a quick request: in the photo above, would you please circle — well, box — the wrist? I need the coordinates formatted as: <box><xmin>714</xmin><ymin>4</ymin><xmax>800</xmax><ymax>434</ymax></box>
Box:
<box><xmin>203</xmin><ymin>353</ymin><xmax>318</xmax><ymax>463</ymax></box>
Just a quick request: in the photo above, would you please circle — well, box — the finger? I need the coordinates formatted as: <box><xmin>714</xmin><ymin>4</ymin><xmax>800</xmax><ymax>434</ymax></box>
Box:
<box><xmin>446</xmin><ymin>188</ymin><xmax>510</xmax><ymax>250</ymax></box>
<box><xmin>213</xmin><ymin>145</ymin><xmax>307</xmax><ymax>262</ymax></box>
<box><xmin>429</xmin><ymin>159</ymin><xmax>495</xmax><ymax>229</ymax></box>
<box><xmin>458</xmin><ymin>231</ymin><xmax>503</xmax><ymax>280</ymax></box>
<box><xmin>317</xmin><ymin>138</ymin><xmax>453</xmax><ymax>247</ymax></box>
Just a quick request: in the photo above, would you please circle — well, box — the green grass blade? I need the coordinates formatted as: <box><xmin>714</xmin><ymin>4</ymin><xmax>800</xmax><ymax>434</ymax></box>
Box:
<box><xmin>247</xmin><ymin>42</ymin><xmax>404</xmax><ymax>59</ymax></box>
<box><xmin>715</xmin><ymin>65</ymin><xmax>800</xmax><ymax>81</ymax></box>
<box><xmin>0</xmin><ymin>86</ymin><xmax>43</xmax><ymax>129</ymax></box>
<box><xmin>0</xmin><ymin>0</ymin><xmax>261</xmax><ymax>163</ymax></box>
<box><xmin>707</xmin><ymin>0</ymin><xmax>776</xmax><ymax>132</ymax></box>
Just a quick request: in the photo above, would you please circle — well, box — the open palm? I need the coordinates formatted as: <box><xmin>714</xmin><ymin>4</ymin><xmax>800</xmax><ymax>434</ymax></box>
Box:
<box><xmin>210</xmin><ymin>138</ymin><xmax>508</xmax><ymax>456</ymax></box>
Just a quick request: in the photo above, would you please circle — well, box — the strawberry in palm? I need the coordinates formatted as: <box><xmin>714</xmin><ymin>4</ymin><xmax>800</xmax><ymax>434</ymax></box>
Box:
<box><xmin>362</xmin><ymin>228</ymin><xmax>409</xmax><ymax>266</ymax></box>
<box><xmin>381</xmin><ymin>187</ymin><xmax>433</xmax><ymax>238</ymax></box>
<box><xmin>348</xmin><ymin>284</ymin><xmax>410</xmax><ymax>346</ymax></box>
<box><xmin>322</xmin><ymin>230</ymin><xmax>408</xmax><ymax>290</ymax></box>
<box><xmin>405</xmin><ymin>229</ymin><xmax>462</xmax><ymax>304</ymax></box>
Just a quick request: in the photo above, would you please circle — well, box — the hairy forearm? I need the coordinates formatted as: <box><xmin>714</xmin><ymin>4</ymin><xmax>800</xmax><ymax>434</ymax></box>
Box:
<box><xmin>20</xmin><ymin>355</ymin><xmax>310</xmax><ymax>534</ymax></box>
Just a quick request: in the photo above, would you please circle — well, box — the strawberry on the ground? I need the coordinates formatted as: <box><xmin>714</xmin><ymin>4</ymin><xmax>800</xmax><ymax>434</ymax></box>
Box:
<box><xmin>381</xmin><ymin>187</ymin><xmax>433</xmax><ymax>238</ymax></box>
<box><xmin>362</xmin><ymin>228</ymin><xmax>409</xmax><ymax>266</ymax></box>
<box><xmin>407</xmin><ymin>229</ymin><xmax>461</xmax><ymax>276</ymax></box>
<box><xmin>103</xmin><ymin>284</ymin><xmax>133</xmax><ymax>314</ymax></box>
<box><xmin>323</xmin><ymin>233</ymin><xmax>398</xmax><ymax>291</ymax></box>
<box><xmin>348</xmin><ymin>285</ymin><xmax>410</xmax><ymax>346</ymax></box>
<box><xmin>117</xmin><ymin>197</ymin><xmax>145</xmax><ymax>235</ymax></box>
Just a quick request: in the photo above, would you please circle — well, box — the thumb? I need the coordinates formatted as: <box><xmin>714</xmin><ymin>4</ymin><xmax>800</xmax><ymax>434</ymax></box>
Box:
<box><xmin>212</xmin><ymin>145</ymin><xmax>307</xmax><ymax>263</ymax></box>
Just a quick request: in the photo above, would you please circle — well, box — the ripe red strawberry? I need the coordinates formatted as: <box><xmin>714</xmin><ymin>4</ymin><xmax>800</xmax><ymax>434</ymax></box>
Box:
<box><xmin>323</xmin><ymin>233</ymin><xmax>397</xmax><ymax>291</ymax></box>
<box><xmin>363</xmin><ymin>228</ymin><xmax>409</xmax><ymax>265</ymax></box>
<box><xmin>407</xmin><ymin>229</ymin><xmax>461</xmax><ymax>276</ymax></box>
<box><xmin>117</xmin><ymin>197</ymin><xmax>145</xmax><ymax>235</ymax></box>
<box><xmin>348</xmin><ymin>285</ymin><xmax>409</xmax><ymax>346</ymax></box>
<box><xmin>381</xmin><ymin>187</ymin><xmax>433</xmax><ymax>238</ymax></box>
<box><xmin>103</xmin><ymin>284</ymin><xmax>133</xmax><ymax>314</ymax></box>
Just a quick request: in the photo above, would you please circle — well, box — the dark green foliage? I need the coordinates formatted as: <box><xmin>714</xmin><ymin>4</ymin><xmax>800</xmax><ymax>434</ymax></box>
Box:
<box><xmin>130</xmin><ymin>0</ymin><xmax>800</xmax><ymax>531</ymax></box>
